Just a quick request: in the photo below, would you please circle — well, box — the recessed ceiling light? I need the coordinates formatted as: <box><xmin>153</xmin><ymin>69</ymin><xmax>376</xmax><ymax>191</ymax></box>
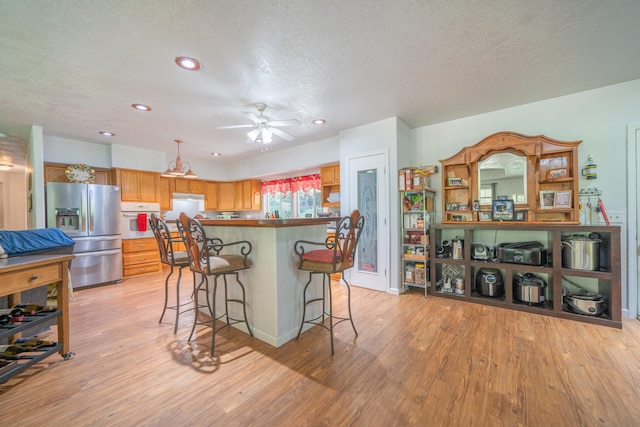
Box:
<box><xmin>312</xmin><ymin>119</ymin><xmax>326</xmax><ymax>125</ymax></box>
<box><xmin>99</xmin><ymin>131</ymin><xmax>115</xmax><ymax>136</ymax></box>
<box><xmin>175</xmin><ymin>56</ymin><xmax>202</xmax><ymax>71</ymax></box>
<box><xmin>132</xmin><ymin>103</ymin><xmax>152</xmax><ymax>111</ymax></box>
<box><xmin>211</xmin><ymin>152</ymin><xmax>221</xmax><ymax>157</ymax></box>
<box><xmin>0</xmin><ymin>163</ymin><xmax>13</xmax><ymax>171</ymax></box>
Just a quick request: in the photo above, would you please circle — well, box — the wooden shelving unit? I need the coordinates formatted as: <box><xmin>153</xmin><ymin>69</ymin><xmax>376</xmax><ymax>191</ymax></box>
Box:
<box><xmin>429</xmin><ymin>223</ymin><xmax>621</xmax><ymax>328</ymax></box>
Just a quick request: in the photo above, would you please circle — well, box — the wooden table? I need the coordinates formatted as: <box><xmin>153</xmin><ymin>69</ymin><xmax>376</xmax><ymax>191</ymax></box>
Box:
<box><xmin>1</xmin><ymin>254</ymin><xmax>74</xmax><ymax>355</ymax></box>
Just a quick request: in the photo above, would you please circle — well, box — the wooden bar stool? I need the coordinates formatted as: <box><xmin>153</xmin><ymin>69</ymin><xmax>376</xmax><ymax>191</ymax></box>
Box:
<box><xmin>176</xmin><ymin>212</ymin><xmax>253</xmax><ymax>355</ymax></box>
<box><xmin>149</xmin><ymin>213</ymin><xmax>194</xmax><ymax>334</ymax></box>
<box><xmin>293</xmin><ymin>209</ymin><xmax>364</xmax><ymax>355</ymax></box>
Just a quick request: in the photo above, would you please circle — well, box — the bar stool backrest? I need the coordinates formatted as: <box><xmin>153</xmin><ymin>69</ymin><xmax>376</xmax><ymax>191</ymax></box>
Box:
<box><xmin>149</xmin><ymin>213</ymin><xmax>176</xmax><ymax>266</ymax></box>
<box><xmin>336</xmin><ymin>209</ymin><xmax>364</xmax><ymax>271</ymax></box>
<box><xmin>176</xmin><ymin>212</ymin><xmax>205</xmax><ymax>274</ymax></box>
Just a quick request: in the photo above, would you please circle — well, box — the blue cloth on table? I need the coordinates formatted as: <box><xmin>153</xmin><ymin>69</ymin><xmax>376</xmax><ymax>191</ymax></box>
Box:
<box><xmin>0</xmin><ymin>228</ymin><xmax>74</xmax><ymax>257</ymax></box>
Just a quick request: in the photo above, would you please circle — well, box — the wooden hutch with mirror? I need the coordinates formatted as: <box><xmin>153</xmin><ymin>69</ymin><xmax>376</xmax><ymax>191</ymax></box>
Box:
<box><xmin>440</xmin><ymin>131</ymin><xmax>580</xmax><ymax>224</ymax></box>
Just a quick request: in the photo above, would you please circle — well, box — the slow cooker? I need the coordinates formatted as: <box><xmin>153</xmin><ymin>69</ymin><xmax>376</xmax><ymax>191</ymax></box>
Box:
<box><xmin>514</xmin><ymin>273</ymin><xmax>546</xmax><ymax>304</ymax></box>
<box><xmin>565</xmin><ymin>292</ymin><xmax>606</xmax><ymax>316</ymax></box>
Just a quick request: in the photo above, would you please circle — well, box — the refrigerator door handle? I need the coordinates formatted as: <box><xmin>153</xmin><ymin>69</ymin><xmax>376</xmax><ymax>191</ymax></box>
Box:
<box><xmin>79</xmin><ymin>190</ymin><xmax>87</xmax><ymax>234</ymax></box>
<box><xmin>88</xmin><ymin>188</ymin><xmax>95</xmax><ymax>232</ymax></box>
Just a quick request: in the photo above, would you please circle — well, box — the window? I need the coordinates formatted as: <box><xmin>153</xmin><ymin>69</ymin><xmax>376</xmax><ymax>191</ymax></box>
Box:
<box><xmin>262</xmin><ymin>175</ymin><xmax>321</xmax><ymax>218</ymax></box>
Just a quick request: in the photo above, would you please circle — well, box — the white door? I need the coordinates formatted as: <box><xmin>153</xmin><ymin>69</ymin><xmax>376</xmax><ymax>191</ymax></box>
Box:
<box><xmin>346</xmin><ymin>152</ymin><xmax>388</xmax><ymax>292</ymax></box>
<box><xmin>628</xmin><ymin>123</ymin><xmax>640</xmax><ymax>319</ymax></box>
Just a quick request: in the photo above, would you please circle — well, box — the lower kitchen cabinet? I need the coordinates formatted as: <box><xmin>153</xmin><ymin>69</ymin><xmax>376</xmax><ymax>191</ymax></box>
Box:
<box><xmin>122</xmin><ymin>238</ymin><xmax>161</xmax><ymax>277</ymax></box>
<box><xmin>430</xmin><ymin>223</ymin><xmax>621</xmax><ymax>328</ymax></box>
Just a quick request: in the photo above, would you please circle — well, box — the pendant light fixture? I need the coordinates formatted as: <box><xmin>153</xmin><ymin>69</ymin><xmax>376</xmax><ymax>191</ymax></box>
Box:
<box><xmin>161</xmin><ymin>139</ymin><xmax>197</xmax><ymax>178</ymax></box>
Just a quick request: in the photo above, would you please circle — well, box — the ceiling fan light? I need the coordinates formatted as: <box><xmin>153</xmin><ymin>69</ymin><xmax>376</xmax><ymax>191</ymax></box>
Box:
<box><xmin>262</xmin><ymin>128</ymin><xmax>273</xmax><ymax>144</ymax></box>
<box><xmin>247</xmin><ymin>129</ymin><xmax>260</xmax><ymax>141</ymax></box>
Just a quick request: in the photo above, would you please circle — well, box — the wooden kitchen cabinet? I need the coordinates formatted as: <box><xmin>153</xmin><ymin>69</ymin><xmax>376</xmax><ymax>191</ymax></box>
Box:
<box><xmin>321</xmin><ymin>163</ymin><xmax>340</xmax><ymax>208</ymax></box>
<box><xmin>217</xmin><ymin>182</ymin><xmax>236</xmax><ymax>211</ymax></box>
<box><xmin>122</xmin><ymin>238</ymin><xmax>161</xmax><ymax>277</ymax></box>
<box><xmin>44</xmin><ymin>162</ymin><xmax>113</xmax><ymax>185</ymax></box>
<box><xmin>234</xmin><ymin>179</ymin><xmax>262</xmax><ymax>210</ymax></box>
<box><xmin>321</xmin><ymin>164</ymin><xmax>340</xmax><ymax>184</ymax></box>
<box><xmin>205</xmin><ymin>181</ymin><xmax>219</xmax><ymax>210</ymax></box>
<box><xmin>116</xmin><ymin>169</ymin><xmax>159</xmax><ymax>202</ymax></box>
<box><xmin>174</xmin><ymin>178</ymin><xmax>203</xmax><ymax>194</ymax></box>
<box><xmin>159</xmin><ymin>177</ymin><xmax>175</xmax><ymax>211</ymax></box>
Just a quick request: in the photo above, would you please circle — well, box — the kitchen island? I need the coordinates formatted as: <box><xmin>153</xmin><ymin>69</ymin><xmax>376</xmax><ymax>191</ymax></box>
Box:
<box><xmin>197</xmin><ymin>218</ymin><xmax>331</xmax><ymax>347</ymax></box>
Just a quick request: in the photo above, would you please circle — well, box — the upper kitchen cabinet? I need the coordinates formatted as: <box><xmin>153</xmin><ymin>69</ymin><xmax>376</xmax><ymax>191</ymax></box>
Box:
<box><xmin>320</xmin><ymin>163</ymin><xmax>340</xmax><ymax>207</ymax></box>
<box><xmin>217</xmin><ymin>182</ymin><xmax>236</xmax><ymax>211</ymax></box>
<box><xmin>159</xmin><ymin>176</ymin><xmax>175</xmax><ymax>211</ymax></box>
<box><xmin>235</xmin><ymin>179</ymin><xmax>262</xmax><ymax>210</ymax></box>
<box><xmin>174</xmin><ymin>178</ymin><xmax>204</xmax><ymax>194</ymax></box>
<box><xmin>204</xmin><ymin>181</ymin><xmax>219</xmax><ymax>210</ymax></box>
<box><xmin>115</xmin><ymin>168</ymin><xmax>160</xmax><ymax>202</ymax></box>
<box><xmin>44</xmin><ymin>162</ymin><xmax>113</xmax><ymax>185</ymax></box>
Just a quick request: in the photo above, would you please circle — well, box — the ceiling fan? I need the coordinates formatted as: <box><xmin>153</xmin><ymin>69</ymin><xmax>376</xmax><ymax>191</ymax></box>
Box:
<box><xmin>217</xmin><ymin>103</ymin><xmax>300</xmax><ymax>144</ymax></box>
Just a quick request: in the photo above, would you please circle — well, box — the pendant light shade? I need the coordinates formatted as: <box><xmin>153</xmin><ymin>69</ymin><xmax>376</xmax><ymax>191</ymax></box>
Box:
<box><xmin>161</xmin><ymin>139</ymin><xmax>197</xmax><ymax>178</ymax></box>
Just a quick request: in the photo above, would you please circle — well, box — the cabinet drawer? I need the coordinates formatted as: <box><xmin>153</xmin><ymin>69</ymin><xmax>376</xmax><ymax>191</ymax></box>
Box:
<box><xmin>2</xmin><ymin>264</ymin><xmax>62</xmax><ymax>296</ymax></box>
<box><xmin>123</xmin><ymin>251</ymin><xmax>160</xmax><ymax>266</ymax></box>
<box><xmin>123</xmin><ymin>238</ymin><xmax>158</xmax><ymax>253</ymax></box>
<box><xmin>124</xmin><ymin>262</ymin><xmax>161</xmax><ymax>277</ymax></box>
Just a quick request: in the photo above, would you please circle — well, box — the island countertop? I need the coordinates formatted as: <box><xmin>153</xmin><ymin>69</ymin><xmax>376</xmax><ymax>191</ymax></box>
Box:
<box><xmin>198</xmin><ymin>217</ymin><xmax>332</xmax><ymax>228</ymax></box>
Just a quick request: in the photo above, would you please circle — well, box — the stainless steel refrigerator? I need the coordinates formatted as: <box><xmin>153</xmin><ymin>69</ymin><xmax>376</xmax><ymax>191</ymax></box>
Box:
<box><xmin>46</xmin><ymin>182</ymin><xmax>123</xmax><ymax>288</ymax></box>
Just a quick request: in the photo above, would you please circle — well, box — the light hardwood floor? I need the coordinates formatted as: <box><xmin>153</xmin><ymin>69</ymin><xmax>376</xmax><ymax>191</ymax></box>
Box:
<box><xmin>1</xmin><ymin>270</ymin><xmax>640</xmax><ymax>426</ymax></box>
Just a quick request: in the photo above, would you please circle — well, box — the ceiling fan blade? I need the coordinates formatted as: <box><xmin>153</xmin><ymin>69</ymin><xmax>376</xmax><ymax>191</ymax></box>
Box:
<box><xmin>269</xmin><ymin>119</ymin><xmax>300</xmax><ymax>127</ymax></box>
<box><xmin>270</xmin><ymin>127</ymin><xmax>295</xmax><ymax>141</ymax></box>
<box><xmin>217</xmin><ymin>124</ymin><xmax>255</xmax><ymax>130</ymax></box>
<box><xmin>242</xmin><ymin>111</ymin><xmax>261</xmax><ymax>123</ymax></box>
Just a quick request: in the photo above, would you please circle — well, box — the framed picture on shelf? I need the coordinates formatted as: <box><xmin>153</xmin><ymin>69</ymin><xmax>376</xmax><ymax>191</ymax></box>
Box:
<box><xmin>447</xmin><ymin>177</ymin><xmax>463</xmax><ymax>186</ymax></box>
<box><xmin>472</xmin><ymin>200</ymin><xmax>480</xmax><ymax>211</ymax></box>
<box><xmin>540</xmin><ymin>190</ymin><xmax>555</xmax><ymax>209</ymax></box>
<box><xmin>478</xmin><ymin>211</ymin><xmax>492</xmax><ymax>222</ymax></box>
<box><xmin>548</xmin><ymin>168</ymin><xmax>567</xmax><ymax>179</ymax></box>
<box><xmin>554</xmin><ymin>190</ymin><xmax>572</xmax><ymax>208</ymax></box>
<box><xmin>492</xmin><ymin>199</ymin><xmax>514</xmax><ymax>221</ymax></box>
<box><xmin>514</xmin><ymin>211</ymin><xmax>527</xmax><ymax>221</ymax></box>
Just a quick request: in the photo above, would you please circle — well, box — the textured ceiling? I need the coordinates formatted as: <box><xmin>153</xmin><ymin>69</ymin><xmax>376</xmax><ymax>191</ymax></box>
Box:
<box><xmin>2</xmin><ymin>0</ymin><xmax>640</xmax><ymax>172</ymax></box>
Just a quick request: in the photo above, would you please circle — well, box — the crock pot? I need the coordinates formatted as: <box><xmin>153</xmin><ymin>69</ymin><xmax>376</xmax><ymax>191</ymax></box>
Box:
<box><xmin>561</xmin><ymin>234</ymin><xmax>601</xmax><ymax>271</ymax></box>
<box><xmin>514</xmin><ymin>273</ymin><xmax>546</xmax><ymax>304</ymax></box>
<box><xmin>565</xmin><ymin>292</ymin><xmax>606</xmax><ymax>316</ymax></box>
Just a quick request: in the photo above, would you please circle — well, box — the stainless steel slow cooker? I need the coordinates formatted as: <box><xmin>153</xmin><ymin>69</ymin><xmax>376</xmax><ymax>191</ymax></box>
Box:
<box><xmin>565</xmin><ymin>292</ymin><xmax>606</xmax><ymax>316</ymax></box>
<box><xmin>514</xmin><ymin>273</ymin><xmax>546</xmax><ymax>304</ymax></box>
<box><xmin>561</xmin><ymin>234</ymin><xmax>601</xmax><ymax>271</ymax></box>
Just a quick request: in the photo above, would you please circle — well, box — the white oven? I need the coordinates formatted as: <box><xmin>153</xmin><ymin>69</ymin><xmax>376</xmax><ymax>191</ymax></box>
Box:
<box><xmin>120</xmin><ymin>202</ymin><xmax>160</xmax><ymax>239</ymax></box>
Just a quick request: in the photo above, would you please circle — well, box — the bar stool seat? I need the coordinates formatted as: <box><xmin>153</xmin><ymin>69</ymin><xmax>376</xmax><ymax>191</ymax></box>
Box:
<box><xmin>149</xmin><ymin>213</ymin><xmax>195</xmax><ymax>334</ymax></box>
<box><xmin>293</xmin><ymin>209</ymin><xmax>364</xmax><ymax>355</ymax></box>
<box><xmin>177</xmin><ymin>212</ymin><xmax>253</xmax><ymax>355</ymax></box>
